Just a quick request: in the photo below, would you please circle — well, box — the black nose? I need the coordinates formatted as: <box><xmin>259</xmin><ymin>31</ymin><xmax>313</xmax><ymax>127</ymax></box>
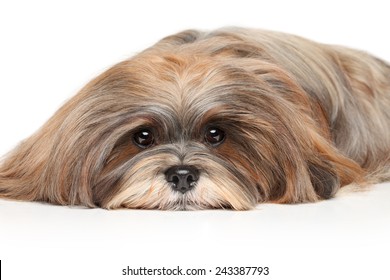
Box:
<box><xmin>165</xmin><ymin>165</ymin><xmax>199</xmax><ymax>194</ymax></box>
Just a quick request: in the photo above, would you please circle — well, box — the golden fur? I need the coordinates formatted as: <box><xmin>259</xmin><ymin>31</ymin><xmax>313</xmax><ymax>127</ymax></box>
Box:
<box><xmin>0</xmin><ymin>28</ymin><xmax>389</xmax><ymax>209</ymax></box>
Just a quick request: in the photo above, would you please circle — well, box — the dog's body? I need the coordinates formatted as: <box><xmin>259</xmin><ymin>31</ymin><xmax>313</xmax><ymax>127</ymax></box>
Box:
<box><xmin>0</xmin><ymin>28</ymin><xmax>389</xmax><ymax>210</ymax></box>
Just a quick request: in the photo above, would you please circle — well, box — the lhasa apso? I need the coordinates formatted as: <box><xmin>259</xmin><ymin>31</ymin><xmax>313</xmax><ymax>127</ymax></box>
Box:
<box><xmin>0</xmin><ymin>28</ymin><xmax>389</xmax><ymax>210</ymax></box>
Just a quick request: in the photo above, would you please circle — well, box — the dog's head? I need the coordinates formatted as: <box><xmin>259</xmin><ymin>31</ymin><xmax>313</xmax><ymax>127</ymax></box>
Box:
<box><xmin>0</xmin><ymin>29</ymin><xmax>364</xmax><ymax>209</ymax></box>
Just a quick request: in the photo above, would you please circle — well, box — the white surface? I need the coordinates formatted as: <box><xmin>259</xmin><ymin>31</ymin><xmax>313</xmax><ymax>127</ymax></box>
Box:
<box><xmin>1</xmin><ymin>183</ymin><xmax>389</xmax><ymax>280</ymax></box>
<box><xmin>1</xmin><ymin>1</ymin><xmax>389</xmax><ymax>279</ymax></box>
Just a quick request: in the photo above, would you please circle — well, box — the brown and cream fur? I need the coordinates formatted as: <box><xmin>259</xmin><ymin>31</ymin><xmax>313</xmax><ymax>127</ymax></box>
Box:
<box><xmin>0</xmin><ymin>28</ymin><xmax>389</xmax><ymax>210</ymax></box>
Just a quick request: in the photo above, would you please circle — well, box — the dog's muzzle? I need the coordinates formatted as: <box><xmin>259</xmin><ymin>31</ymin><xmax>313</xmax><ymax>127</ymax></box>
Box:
<box><xmin>165</xmin><ymin>165</ymin><xmax>199</xmax><ymax>194</ymax></box>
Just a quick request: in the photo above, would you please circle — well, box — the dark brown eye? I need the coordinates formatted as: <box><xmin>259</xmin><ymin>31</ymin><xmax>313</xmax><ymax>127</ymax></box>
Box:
<box><xmin>205</xmin><ymin>127</ymin><xmax>225</xmax><ymax>146</ymax></box>
<box><xmin>133</xmin><ymin>129</ymin><xmax>154</xmax><ymax>148</ymax></box>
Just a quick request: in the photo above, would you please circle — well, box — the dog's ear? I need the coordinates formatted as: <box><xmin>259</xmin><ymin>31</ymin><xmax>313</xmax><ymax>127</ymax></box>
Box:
<box><xmin>0</xmin><ymin>99</ymin><xmax>98</xmax><ymax>207</ymax></box>
<box><xmin>249</xmin><ymin>64</ymin><xmax>365</xmax><ymax>203</ymax></box>
<box><xmin>0</xmin><ymin>69</ymin><xmax>122</xmax><ymax>207</ymax></box>
<box><xmin>271</xmin><ymin>143</ymin><xmax>364</xmax><ymax>203</ymax></box>
<box><xmin>263</xmin><ymin>112</ymin><xmax>365</xmax><ymax>204</ymax></box>
<box><xmin>0</xmin><ymin>60</ymin><xmax>148</xmax><ymax>207</ymax></box>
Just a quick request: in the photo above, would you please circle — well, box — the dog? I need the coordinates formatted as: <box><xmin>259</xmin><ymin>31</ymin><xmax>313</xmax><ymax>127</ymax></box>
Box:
<box><xmin>0</xmin><ymin>28</ymin><xmax>389</xmax><ymax>210</ymax></box>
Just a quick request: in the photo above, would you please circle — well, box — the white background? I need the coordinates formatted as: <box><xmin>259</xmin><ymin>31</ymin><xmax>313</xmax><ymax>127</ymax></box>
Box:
<box><xmin>0</xmin><ymin>1</ymin><xmax>389</xmax><ymax>279</ymax></box>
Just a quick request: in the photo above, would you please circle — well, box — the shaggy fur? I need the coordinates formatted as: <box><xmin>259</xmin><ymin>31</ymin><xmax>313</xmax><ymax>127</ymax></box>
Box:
<box><xmin>0</xmin><ymin>28</ymin><xmax>389</xmax><ymax>210</ymax></box>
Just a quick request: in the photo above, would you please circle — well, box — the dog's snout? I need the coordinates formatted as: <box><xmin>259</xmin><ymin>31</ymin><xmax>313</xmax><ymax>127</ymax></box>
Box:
<box><xmin>165</xmin><ymin>165</ymin><xmax>199</xmax><ymax>194</ymax></box>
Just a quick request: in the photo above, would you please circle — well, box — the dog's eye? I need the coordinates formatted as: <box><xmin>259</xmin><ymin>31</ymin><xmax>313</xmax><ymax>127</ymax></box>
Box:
<box><xmin>205</xmin><ymin>127</ymin><xmax>225</xmax><ymax>146</ymax></box>
<box><xmin>133</xmin><ymin>129</ymin><xmax>154</xmax><ymax>148</ymax></box>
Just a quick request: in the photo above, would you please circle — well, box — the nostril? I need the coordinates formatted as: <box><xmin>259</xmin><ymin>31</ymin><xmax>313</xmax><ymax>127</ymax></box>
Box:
<box><xmin>187</xmin><ymin>175</ymin><xmax>195</xmax><ymax>184</ymax></box>
<box><xmin>172</xmin><ymin>175</ymin><xmax>179</xmax><ymax>185</ymax></box>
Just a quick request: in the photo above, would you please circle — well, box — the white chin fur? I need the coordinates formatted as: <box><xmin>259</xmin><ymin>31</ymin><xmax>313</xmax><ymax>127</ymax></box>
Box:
<box><xmin>105</xmin><ymin>175</ymin><xmax>254</xmax><ymax>210</ymax></box>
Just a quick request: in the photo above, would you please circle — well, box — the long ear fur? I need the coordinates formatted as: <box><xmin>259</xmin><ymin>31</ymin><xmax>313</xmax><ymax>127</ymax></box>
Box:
<box><xmin>240</xmin><ymin>57</ymin><xmax>366</xmax><ymax>203</ymax></box>
<box><xmin>0</xmin><ymin>67</ymin><xmax>124</xmax><ymax>207</ymax></box>
<box><xmin>0</xmin><ymin>88</ymin><xmax>96</xmax><ymax>206</ymax></box>
<box><xmin>260</xmin><ymin>73</ymin><xmax>365</xmax><ymax>203</ymax></box>
<box><xmin>0</xmin><ymin>63</ymin><xmax>137</xmax><ymax>207</ymax></box>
